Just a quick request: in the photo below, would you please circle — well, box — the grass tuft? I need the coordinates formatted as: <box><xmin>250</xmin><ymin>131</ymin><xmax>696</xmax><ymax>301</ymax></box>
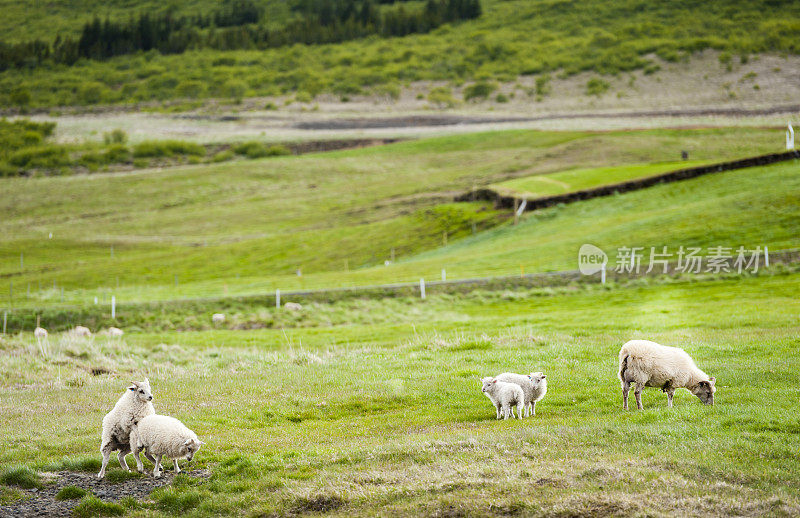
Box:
<box><xmin>56</xmin><ymin>485</ymin><xmax>89</xmax><ymax>500</ymax></box>
<box><xmin>72</xmin><ymin>495</ymin><xmax>125</xmax><ymax>517</ymax></box>
<box><xmin>0</xmin><ymin>467</ymin><xmax>42</xmax><ymax>489</ymax></box>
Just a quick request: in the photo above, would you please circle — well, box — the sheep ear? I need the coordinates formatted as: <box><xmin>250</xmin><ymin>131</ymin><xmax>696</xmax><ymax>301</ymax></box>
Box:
<box><xmin>184</xmin><ymin>439</ymin><xmax>192</xmax><ymax>446</ymax></box>
<box><xmin>708</xmin><ymin>377</ymin><xmax>716</xmax><ymax>386</ymax></box>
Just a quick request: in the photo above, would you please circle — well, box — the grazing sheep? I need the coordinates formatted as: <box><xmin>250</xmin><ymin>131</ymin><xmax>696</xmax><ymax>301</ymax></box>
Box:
<box><xmin>33</xmin><ymin>326</ymin><xmax>48</xmax><ymax>340</ymax></box>
<box><xmin>107</xmin><ymin>327</ymin><xmax>124</xmax><ymax>337</ymax></box>
<box><xmin>212</xmin><ymin>313</ymin><xmax>225</xmax><ymax>324</ymax></box>
<box><xmin>284</xmin><ymin>302</ymin><xmax>303</xmax><ymax>311</ymax></box>
<box><xmin>495</xmin><ymin>371</ymin><xmax>548</xmax><ymax>417</ymax></box>
<box><xmin>618</xmin><ymin>339</ymin><xmax>716</xmax><ymax>410</ymax></box>
<box><xmin>480</xmin><ymin>377</ymin><xmax>525</xmax><ymax>420</ymax></box>
<box><xmin>98</xmin><ymin>379</ymin><xmax>156</xmax><ymax>479</ymax></box>
<box><xmin>71</xmin><ymin>325</ymin><xmax>92</xmax><ymax>337</ymax></box>
<box><xmin>132</xmin><ymin>415</ymin><xmax>203</xmax><ymax>478</ymax></box>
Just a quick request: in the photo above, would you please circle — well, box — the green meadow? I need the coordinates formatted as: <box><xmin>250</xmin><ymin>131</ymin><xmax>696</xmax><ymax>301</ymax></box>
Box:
<box><xmin>491</xmin><ymin>159</ymin><xmax>713</xmax><ymax>198</ymax></box>
<box><xmin>1</xmin><ymin>127</ymin><xmax>795</xmax><ymax>311</ymax></box>
<box><xmin>1</xmin><ymin>270</ymin><xmax>800</xmax><ymax>515</ymax></box>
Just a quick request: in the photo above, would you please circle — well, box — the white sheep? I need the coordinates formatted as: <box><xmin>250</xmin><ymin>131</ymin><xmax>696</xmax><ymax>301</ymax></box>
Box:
<box><xmin>107</xmin><ymin>327</ymin><xmax>124</xmax><ymax>337</ymax></box>
<box><xmin>480</xmin><ymin>377</ymin><xmax>525</xmax><ymax>420</ymax></box>
<box><xmin>98</xmin><ymin>378</ymin><xmax>156</xmax><ymax>479</ymax></box>
<box><xmin>70</xmin><ymin>325</ymin><xmax>92</xmax><ymax>337</ymax></box>
<box><xmin>495</xmin><ymin>371</ymin><xmax>548</xmax><ymax>417</ymax></box>
<box><xmin>34</xmin><ymin>326</ymin><xmax>48</xmax><ymax>340</ymax></box>
<box><xmin>284</xmin><ymin>302</ymin><xmax>303</xmax><ymax>311</ymax></box>
<box><xmin>618</xmin><ymin>339</ymin><xmax>716</xmax><ymax>410</ymax></box>
<box><xmin>212</xmin><ymin>313</ymin><xmax>225</xmax><ymax>324</ymax></box>
<box><xmin>131</xmin><ymin>415</ymin><xmax>203</xmax><ymax>478</ymax></box>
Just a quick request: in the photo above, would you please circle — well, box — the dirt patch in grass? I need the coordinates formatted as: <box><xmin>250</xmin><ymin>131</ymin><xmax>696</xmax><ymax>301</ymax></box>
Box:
<box><xmin>0</xmin><ymin>469</ymin><xmax>209</xmax><ymax>518</ymax></box>
<box><xmin>290</xmin><ymin>494</ymin><xmax>347</xmax><ymax>514</ymax></box>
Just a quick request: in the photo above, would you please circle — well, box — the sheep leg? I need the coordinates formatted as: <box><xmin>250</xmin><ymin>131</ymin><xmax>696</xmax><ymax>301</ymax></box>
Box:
<box><xmin>173</xmin><ymin>459</ymin><xmax>181</xmax><ymax>473</ymax></box>
<box><xmin>495</xmin><ymin>403</ymin><xmax>501</xmax><ymax>420</ymax></box>
<box><xmin>117</xmin><ymin>447</ymin><xmax>131</xmax><ymax>472</ymax></box>
<box><xmin>98</xmin><ymin>443</ymin><xmax>113</xmax><ymax>479</ymax></box>
<box><xmin>531</xmin><ymin>401</ymin><xmax>537</xmax><ymax>416</ymax></box>
<box><xmin>133</xmin><ymin>447</ymin><xmax>144</xmax><ymax>473</ymax></box>
<box><xmin>666</xmin><ymin>389</ymin><xmax>675</xmax><ymax>408</ymax></box>
<box><xmin>153</xmin><ymin>455</ymin><xmax>163</xmax><ymax>478</ymax></box>
<box><xmin>517</xmin><ymin>402</ymin><xmax>524</xmax><ymax>420</ymax></box>
<box><xmin>634</xmin><ymin>384</ymin><xmax>643</xmax><ymax>410</ymax></box>
<box><xmin>622</xmin><ymin>380</ymin><xmax>631</xmax><ymax>410</ymax></box>
<box><xmin>503</xmin><ymin>404</ymin><xmax>510</xmax><ymax>420</ymax></box>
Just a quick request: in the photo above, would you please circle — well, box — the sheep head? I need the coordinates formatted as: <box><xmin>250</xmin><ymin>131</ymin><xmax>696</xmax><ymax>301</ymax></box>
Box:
<box><xmin>690</xmin><ymin>377</ymin><xmax>716</xmax><ymax>405</ymax></box>
<box><xmin>129</xmin><ymin>378</ymin><xmax>154</xmax><ymax>402</ymax></box>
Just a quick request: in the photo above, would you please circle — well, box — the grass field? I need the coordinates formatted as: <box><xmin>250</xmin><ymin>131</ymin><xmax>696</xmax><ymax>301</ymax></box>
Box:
<box><xmin>1</xmin><ymin>127</ymin><xmax>794</xmax><ymax>311</ymax></box>
<box><xmin>491</xmin><ymin>159</ymin><xmax>712</xmax><ymax>198</ymax></box>
<box><xmin>1</xmin><ymin>269</ymin><xmax>799</xmax><ymax>515</ymax></box>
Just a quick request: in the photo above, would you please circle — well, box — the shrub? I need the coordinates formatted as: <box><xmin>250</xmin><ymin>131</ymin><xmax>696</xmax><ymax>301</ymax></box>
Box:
<box><xmin>152</xmin><ymin>486</ymin><xmax>202</xmax><ymax>514</ymax></box>
<box><xmin>427</xmin><ymin>86</ymin><xmax>457</xmax><ymax>108</ymax></box>
<box><xmin>211</xmin><ymin>150</ymin><xmax>235</xmax><ymax>163</ymax></box>
<box><xmin>72</xmin><ymin>495</ymin><xmax>124</xmax><ymax>517</ymax></box>
<box><xmin>103</xmin><ymin>129</ymin><xmax>128</xmax><ymax>145</ymax></box>
<box><xmin>495</xmin><ymin>93</ymin><xmax>509</xmax><ymax>103</ymax></box>
<box><xmin>295</xmin><ymin>91</ymin><xmax>313</xmax><ymax>103</ymax></box>
<box><xmin>133</xmin><ymin>140</ymin><xmax>205</xmax><ymax>158</ymax></box>
<box><xmin>232</xmin><ymin>142</ymin><xmax>290</xmax><ymax>159</ymax></box>
<box><xmin>56</xmin><ymin>486</ymin><xmax>89</xmax><ymax>500</ymax></box>
<box><xmin>8</xmin><ymin>145</ymin><xmax>69</xmax><ymax>169</ymax></box>
<box><xmin>10</xmin><ymin>87</ymin><xmax>31</xmax><ymax>106</ymax></box>
<box><xmin>104</xmin><ymin>144</ymin><xmax>131</xmax><ymax>163</ymax></box>
<box><xmin>586</xmin><ymin>78</ymin><xmax>610</xmax><ymax>96</ymax></box>
<box><xmin>175</xmin><ymin>80</ymin><xmax>207</xmax><ymax>98</ymax></box>
<box><xmin>535</xmin><ymin>74</ymin><xmax>551</xmax><ymax>96</ymax></box>
<box><xmin>463</xmin><ymin>81</ymin><xmax>497</xmax><ymax>101</ymax></box>
<box><xmin>264</xmin><ymin>102</ymin><xmax>278</xmax><ymax>110</ymax></box>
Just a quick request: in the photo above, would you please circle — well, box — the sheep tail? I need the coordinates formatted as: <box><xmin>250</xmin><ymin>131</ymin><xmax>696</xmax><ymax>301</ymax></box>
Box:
<box><xmin>618</xmin><ymin>353</ymin><xmax>629</xmax><ymax>383</ymax></box>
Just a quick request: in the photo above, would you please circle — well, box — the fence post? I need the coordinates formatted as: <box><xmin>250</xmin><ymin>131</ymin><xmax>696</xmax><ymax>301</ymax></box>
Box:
<box><xmin>787</xmin><ymin>123</ymin><xmax>795</xmax><ymax>150</ymax></box>
<box><xmin>111</xmin><ymin>296</ymin><xmax>116</xmax><ymax>320</ymax></box>
<box><xmin>441</xmin><ymin>268</ymin><xmax>446</xmax><ymax>281</ymax></box>
<box><xmin>276</xmin><ymin>289</ymin><xmax>280</xmax><ymax>308</ymax></box>
<box><xmin>601</xmin><ymin>264</ymin><xmax>606</xmax><ymax>284</ymax></box>
<box><xmin>419</xmin><ymin>279</ymin><xmax>426</xmax><ymax>300</ymax></box>
<box><xmin>765</xmin><ymin>246</ymin><xmax>770</xmax><ymax>268</ymax></box>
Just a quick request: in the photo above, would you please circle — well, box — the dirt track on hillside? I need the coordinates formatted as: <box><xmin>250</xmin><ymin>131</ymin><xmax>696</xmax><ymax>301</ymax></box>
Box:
<box><xmin>292</xmin><ymin>104</ymin><xmax>800</xmax><ymax>130</ymax></box>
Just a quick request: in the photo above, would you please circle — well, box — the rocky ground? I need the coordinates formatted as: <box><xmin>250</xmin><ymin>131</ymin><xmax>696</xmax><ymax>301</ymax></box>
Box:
<box><xmin>0</xmin><ymin>469</ymin><xmax>210</xmax><ymax>517</ymax></box>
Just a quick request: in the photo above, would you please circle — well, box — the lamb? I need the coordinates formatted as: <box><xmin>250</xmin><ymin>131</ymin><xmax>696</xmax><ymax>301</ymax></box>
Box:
<box><xmin>618</xmin><ymin>339</ymin><xmax>716</xmax><ymax>410</ymax></box>
<box><xmin>98</xmin><ymin>378</ymin><xmax>156</xmax><ymax>479</ymax></box>
<box><xmin>212</xmin><ymin>313</ymin><xmax>225</xmax><ymax>324</ymax></box>
<box><xmin>495</xmin><ymin>371</ymin><xmax>548</xmax><ymax>417</ymax></box>
<box><xmin>131</xmin><ymin>415</ymin><xmax>203</xmax><ymax>478</ymax></box>
<box><xmin>107</xmin><ymin>327</ymin><xmax>124</xmax><ymax>337</ymax></box>
<box><xmin>284</xmin><ymin>302</ymin><xmax>303</xmax><ymax>311</ymax></box>
<box><xmin>71</xmin><ymin>325</ymin><xmax>92</xmax><ymax>337</ymax></box>
<box><xmin>33</xmin><ymin>326</ymin><xmax>48</xmax><ymax>340</ymax></box>
<box><xmin>480</xmin><ymin>377</ymin><xmax>525</xmax><ymax>420</ymax></box>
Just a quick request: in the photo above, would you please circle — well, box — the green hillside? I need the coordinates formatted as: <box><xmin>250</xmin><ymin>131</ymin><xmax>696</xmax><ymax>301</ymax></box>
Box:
<box><xmin>1</xmin><ymin>0</ymin><xmax>799</xmax><ymax>108</ymax></box>
<box><xmin>0</xmin><ymin>126</ymin><xmax>794</xmax><ymax>310</ymax></box>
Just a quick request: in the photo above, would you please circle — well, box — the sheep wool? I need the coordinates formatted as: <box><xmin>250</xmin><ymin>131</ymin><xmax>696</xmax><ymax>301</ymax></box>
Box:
<box><xmin>480</xmin><ymin>377</ymin><xmax>525</xmax><ymax>420</ymax></box>
<box><xmin>495</xmin><ymin>372</ymin><xmax>548</xmax><ymax>417</ymax></box>
<box><xmin>133</xmin><ymin>414</ymin><xmax>202</xmax><ymax>478</ymax></box>
<box><xmin>618</xmin><ymin>339</ymin><xmax>716</xmax><ymax>410</ymax></box>
<box><xmin>97</xmin><ymin>379</ymin><xmax>155</xmax><ymax>479</ymax></box>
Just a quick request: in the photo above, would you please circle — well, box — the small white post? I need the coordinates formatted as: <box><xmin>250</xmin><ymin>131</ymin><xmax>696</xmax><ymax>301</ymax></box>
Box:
<box><xmin>94</xmin><ymin>296</ymin><xmax>98</xmax><ymax>304</ymax></box>
<box><xmin>601</xmin><ymin>264</ymin><xmax>606</xmax><ymax>284</ymax></box>
<box><xmin>787</xmin><ymin>123</ymin><xmax>795</xmax><ymax>150</ymax></box>
<box><xmin>276</xmin><ymin>289</ymin><xmax>281</xmax><ymax>308</ymax></box>
<box><xmin>765</xmin><ymin>246</ymin><xmax>770</xmax><ymax>267</ymax></box>
<box><xmin>419</xmin><ymin>278</ymin><xmax>426</xmax><ymax>299</ymax></box>
<box><xmin>441</xmin><ymin>268</ymin><xmax>446</xmax><ymax>281</ymax></box>
<box><xmin>111</xmin><ymin>296</ymin><xmax>116</xmax><ymax>319</ymax></box>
